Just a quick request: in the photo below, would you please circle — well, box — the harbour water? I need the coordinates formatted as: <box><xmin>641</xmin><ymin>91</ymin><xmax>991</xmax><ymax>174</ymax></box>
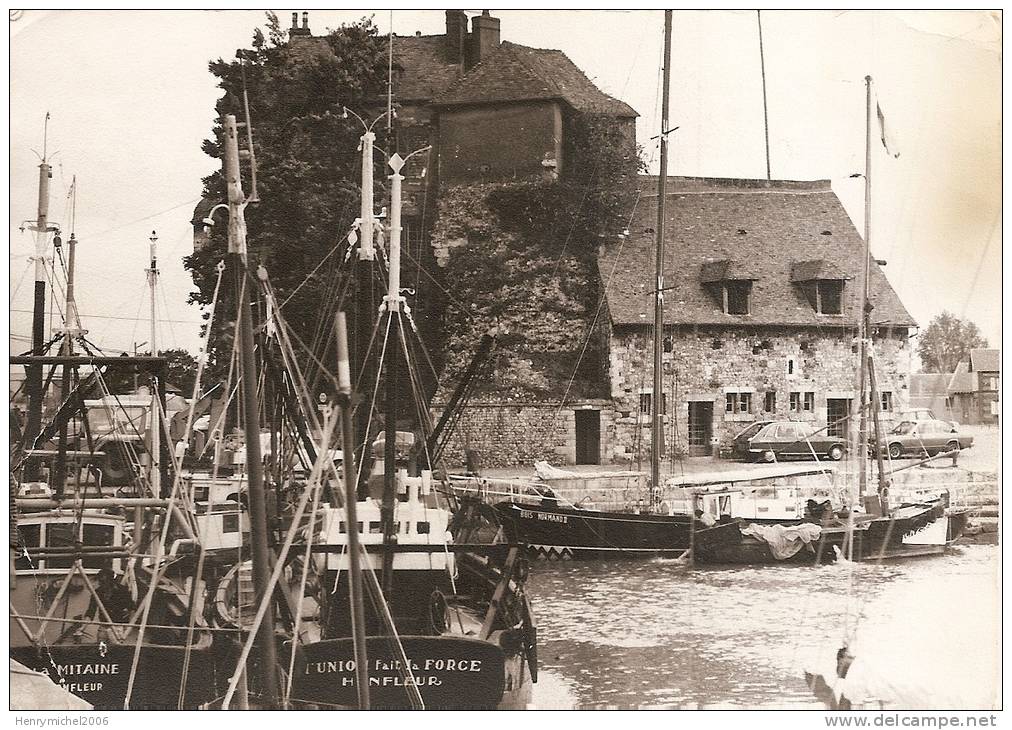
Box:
<box><xmin>528</xmin><ymin>545</ymin><xmax>1000</xmax><ymax>709</ymax></box>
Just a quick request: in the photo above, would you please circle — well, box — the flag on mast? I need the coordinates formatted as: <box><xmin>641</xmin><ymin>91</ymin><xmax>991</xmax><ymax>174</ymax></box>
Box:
<box><xmin>876</xmin><ymin>101</ymin><xmax>900</xmax><ymax>158</ymax></box>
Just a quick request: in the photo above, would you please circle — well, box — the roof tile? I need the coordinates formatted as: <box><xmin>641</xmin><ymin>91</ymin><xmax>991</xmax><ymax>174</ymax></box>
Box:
<box><xmin>600</xmin><ymin>176</ymin><xmax>916</xmax><ymax>329</ymax></box>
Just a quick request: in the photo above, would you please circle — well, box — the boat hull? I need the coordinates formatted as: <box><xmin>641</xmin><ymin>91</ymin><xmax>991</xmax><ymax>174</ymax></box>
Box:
<box><xmin>493</xmin><ymin>502</ymin><xmax>692</xmax><ymax>558</ymax></box>
<box><xmin>9</xmin><ymin>643</ymin><xmax>219</xmax><ymax>710</ymax></box>
<box><xmin>291</xmin><ymin>635</ymin><xmax>531</xmax><ymax>709</ymax></box>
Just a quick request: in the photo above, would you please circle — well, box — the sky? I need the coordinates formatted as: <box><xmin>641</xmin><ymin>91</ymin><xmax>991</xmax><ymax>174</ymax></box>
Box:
<box><xmin>8</xmin><ymin>9</ymin><xmax>1002</xmax><ymax>364</ymax></box>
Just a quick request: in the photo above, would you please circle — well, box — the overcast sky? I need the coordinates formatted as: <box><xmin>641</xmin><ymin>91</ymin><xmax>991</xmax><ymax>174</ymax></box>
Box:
<box><xmin>9</xmin><ymin>9</ymin><xmax>1001</xmax><ymax>362</ymax></box>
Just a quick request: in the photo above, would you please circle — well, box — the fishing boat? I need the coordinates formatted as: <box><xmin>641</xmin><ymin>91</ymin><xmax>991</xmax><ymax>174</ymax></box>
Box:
<box><xmin>9</xmin><ymin>155</ymin><xmax>221</xmax><ymax>709</ymax></box>
<box><xmin>202</xmin><ymin>108</ymin><xmax>538</xmax><ymax>709</ymax></box>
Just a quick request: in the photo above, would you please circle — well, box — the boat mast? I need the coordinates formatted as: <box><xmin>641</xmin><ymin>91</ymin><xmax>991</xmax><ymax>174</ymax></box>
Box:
<box><xmin>381</xmin><ymin>151</ymin><xmax>407</xmax><ymax>594</ymax></box>
<box><xmin>223</xmin><ymin>113</ymin><xmax>281</xmax><ymax>704</ymax></box>
<box><xmin>23</xmin><ymin>114</ymin><xmax>57</xmax><ymax>482</ymax></box>
<box><xmin>651</xmin><ymin>10</ymin><xmax>673</xmax><ymax>505</ymax></box>
<box><xmin>857</xmin><ymin>75</ymin><xmax>873</xmax><ymax>500</ymax></box>
<box><xmin>146</xmin><ymin>230</ymin><xmax>160</xmax><ymax>499</ymax></box>
<box><xmin>53</xmin><ymin>180</ymin><xmax>83</xmax><ymax>500</ymax></box>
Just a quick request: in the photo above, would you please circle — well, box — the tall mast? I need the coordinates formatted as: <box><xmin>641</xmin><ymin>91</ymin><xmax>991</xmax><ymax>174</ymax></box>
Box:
<box><xmin>381</xmin><ymin>152</ymin><xmax>407</xmax><ymax>594</ymax></box>
<box><xmin>147</xmin><ymin>230</ymin><xmax>160</xmax><ymax>499</ymax></box>
<box><xmin>223</xmin><ymin>113</ymin><xmax>280</xmax><ymax>704</ymax></box>
<box><xmin>857</xmin><ymin>75</ymin><xmax>873</xmax><ymax>499</ymax></box>
<box><xmin>23</xmin><ymin>114</ymin><xmax>57</xmax><ymax>482</ymax></box>
<box><xmin>53</xmin><ymin>179</ymin><xmax>84</xmax><ymax>499</ymax></box>
<box><xmin>651</xmin><ymin>10</ymin><xmax>673</xmax><ymax>503</ymax></box>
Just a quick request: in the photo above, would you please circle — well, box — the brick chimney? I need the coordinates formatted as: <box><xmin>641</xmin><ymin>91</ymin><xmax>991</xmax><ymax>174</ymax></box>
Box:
<box><xmin>290</xmin><ymin>10</ymin><xmax>311</xmax><ymax>37</ymax></box>
<box><xmin>445</xmin><ymin>10</ymin><xmax>467</xmax><ymax>64</ymax></box>
<box><xmin>467</xmin><ymin>10</ymin><xmax>500</xmax><ymax>70</ymax></box>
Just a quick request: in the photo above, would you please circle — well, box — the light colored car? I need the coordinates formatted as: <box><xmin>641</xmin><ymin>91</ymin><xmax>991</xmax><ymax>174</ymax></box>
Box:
<box><xmin>874</xmin><ymin>419</ymin><xmax>974</xmax><ymax>459</ymax></box>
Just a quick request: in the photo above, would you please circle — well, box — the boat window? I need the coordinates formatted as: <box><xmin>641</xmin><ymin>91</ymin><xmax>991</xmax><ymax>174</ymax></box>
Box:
<box><xmin>222</xmin><ymin>513</ymin><xmax>239</xmax><ymax>534</ymax></box>
<box><xmin>14</xmin><ymin>524</ymin><xmax>40</xmax><ymax>570</ymax></box>
<box><xmin>369</xmin><ymin>521</ymin><xmax>383</xmax><ymax>534</ymax></box>
<box><xmin>46</xmin><ymin>523</ymin><xmax>76</xmax><ymax>569</ymax></box>
<box><xmin>81</xmin><ymin>524</ymin><xmax>116</xmax><ymax>569</ymax></box>
<box><xmin>417</xmin><ymin>521</ymin><xmax>430</xmax><ymax>534</ymax></box>
<box><xmin>338</xmin><ymin>521</ymin><xmax>346</xmax><ymax>534</ymax></box>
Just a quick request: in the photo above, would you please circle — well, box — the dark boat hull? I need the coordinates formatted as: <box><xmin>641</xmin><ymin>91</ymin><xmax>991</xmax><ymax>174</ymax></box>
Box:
<box><xmin>493</xmin><ymin>502</ymin><xmax>693</xmax><ymax>558</ymax></box>
<box><xmin>10</xmin><ymin>643</ymin><xmax>219</xmax><ymax>710</ymax></box>
<box><xmin>291</xmin><ymin>635</ymin><xmax>531</xmax><ymax>709</ymax></box>
<box><xmin>695</xmin><ymin>503</ymin><xmax>949</xmax><ymax>565</ymax></box>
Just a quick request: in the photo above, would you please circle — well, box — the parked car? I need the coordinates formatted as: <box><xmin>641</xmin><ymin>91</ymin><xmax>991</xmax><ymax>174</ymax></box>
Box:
<box><xmin>872</xmin><ymin>419</ymin><xmax>973</xmax><ymax>459</ymax></box>
<box><xmin>730</xmin><ymin>420</ymin><xmax>774</xmax><ymax>460</ymax></box>
<box><xmin>747</xmin><ymin>421</ymin><xmax>847</xmax><ymax>462</ymax></box>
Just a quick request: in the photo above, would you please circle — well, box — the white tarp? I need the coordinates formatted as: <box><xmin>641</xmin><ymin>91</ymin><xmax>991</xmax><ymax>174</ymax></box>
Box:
<box><xmin>741</xmin><ymin>522</ymin><xmax>823</xmax><ymax>560</ymax></box>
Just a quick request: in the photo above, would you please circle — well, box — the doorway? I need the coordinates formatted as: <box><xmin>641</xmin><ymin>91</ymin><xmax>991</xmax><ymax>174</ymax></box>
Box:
<box><xmin>687</xmin><ymin>402</ymin><xmax>713</xmax><ymax>456</ymax></box>
<box><xmin>827</xmin><ymin>398</ymin><xmax>852</xmax><ymax>440</ymax></box>
<box><xmin>575</xmin><ymin>409</ymin><xmax>601</xmax><ymax>465</ymax></box>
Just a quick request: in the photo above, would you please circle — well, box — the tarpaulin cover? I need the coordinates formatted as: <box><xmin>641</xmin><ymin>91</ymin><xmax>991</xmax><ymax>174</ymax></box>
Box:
<box><xmin>741</xmin><ymin>522</ymin><xmax>823</xmax><ymax>560</ymax></box>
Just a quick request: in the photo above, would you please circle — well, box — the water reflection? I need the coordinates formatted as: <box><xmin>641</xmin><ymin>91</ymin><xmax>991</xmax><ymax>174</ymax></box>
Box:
<box><xmin>528</xmin><ymin>546</ymin><xmax>999</xmax><ymax>709</ymax></box>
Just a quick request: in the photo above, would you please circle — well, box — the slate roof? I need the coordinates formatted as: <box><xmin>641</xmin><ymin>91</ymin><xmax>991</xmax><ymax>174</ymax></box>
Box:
<box><xmin>969</xmin><ymin>348</ymin><xmax>999</xmax><ymax>373</ymax></box>
<box><xmin>600</xmin><ymin>176</ymin><xmax>916</xmax><ymax>328</ymax></box>
<box><xmin>433</xmin><ymin>42</ymin><xmax>638</xmax><ymax>116</ymax></box>
<box><xmin>391</xmin><ymin>34</ymin><xmax>464</xmax><ymax>102</ymax></box>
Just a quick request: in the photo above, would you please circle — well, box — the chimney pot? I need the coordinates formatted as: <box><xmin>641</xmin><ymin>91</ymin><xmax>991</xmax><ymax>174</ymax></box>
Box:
<box><xmin>467</xmin><ymin>10</ymin><xmax>500</xmax><ymax>70</ymax></box>
<box><xmin>444</xmin><ymin>9</ymin><xmax>467</xmax><ymax>65</ymax></box>
<box><xmin>291</xmin><ymin>12</ymin><xmax>298</xmax><ymax>29</ymax></box>
<box><xmin>302</xmin><ymin>11</ymin><xmax>308</xmax><ymax>29</ymax></box>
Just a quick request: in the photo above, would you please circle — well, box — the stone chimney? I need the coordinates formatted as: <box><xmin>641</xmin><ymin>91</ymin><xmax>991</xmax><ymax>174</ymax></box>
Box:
<box><xmin>445</xmin><ymin>10</ymin><xmax>467</xmax><ymax>64</ymax></box>
<box><xmin>466</xmin><ymin>10</ymin><xmax>500</xmax><ymax>70</ymax></box>
<box><xmin>290</xmin><ymin>10</ymin><xmax>311</xmax><ymax>37</ymax></box>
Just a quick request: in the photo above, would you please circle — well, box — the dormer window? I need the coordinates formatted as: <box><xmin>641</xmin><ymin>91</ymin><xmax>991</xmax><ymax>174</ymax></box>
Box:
<box><xmin>724</xmin><ymin>281</ymin><xmax>751</xmax><ymax>315</ymax></box>
<box><xmin>700</xmin><ymin>259</ymin><xmax>756</xmax><ymax>316</ymax></box>
<box><xmin>790</xmin><ymin>260</ymin><xmax>850</xmax><ymax>316</ymax></box>
<box><xmin>817</xmin><ymin>280</ymin><xmax>843</xmax><ymax>315</ymax></box>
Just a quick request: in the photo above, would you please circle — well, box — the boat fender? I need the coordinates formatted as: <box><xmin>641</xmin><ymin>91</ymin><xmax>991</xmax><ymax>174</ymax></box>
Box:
<box><xmin>428</xmin><ymin>589</ymin><xmax>449</xmax><ymax>635</ymax></box>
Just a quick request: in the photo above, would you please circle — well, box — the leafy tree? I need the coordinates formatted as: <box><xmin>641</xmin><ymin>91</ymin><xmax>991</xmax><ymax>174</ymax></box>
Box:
<box><xmin>102</xmin><ymin>349</ymin><xmax>198</xmax><ymax>395</ymax></box>
<box><xmin>916</xmin><ymin>311</ymin><xmax>989</xmax><ymax>373</ymax></box>
<box><xmin>184</xmin><ymin>13</ymin><xmax>391</xmax><ymax>384</ymax></box>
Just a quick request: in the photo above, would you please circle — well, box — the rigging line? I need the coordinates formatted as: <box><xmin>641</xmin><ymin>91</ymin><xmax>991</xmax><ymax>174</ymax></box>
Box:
<box><xmin>9</xmin><ymin>260</ymin><xmax>33</xmax><ymax>304</ymax></box>
<box><xmin>553</xmin><ymin>188</ymin><xmax>646</xmax><ymax>423</ymax></box>
<box><xmin>355</xmin><ymin>316</ymin><xmax>393</xmax><ymax>489</ymax></box>
<box><xmin>8</xmin><ymin>309</ymin><xmax>207</xmax><ymax>325</ymax></box>
<box><xmin>87</xmin><ymin>198</ymin><xmax>201</xmax><ymax>240</ymax></box>
<box><xmin>399</xmin><ymin>247</ymin><xmax>479</xmax><ymax>325</ymax></box>
<box><xmin>278</xmin><ymin>239</ymin><xmax>346</xmax><ymax>310</ymax></box>
<box><xmin>220</xmin><ymin>405</ymin><xmax>339</xmax><ymax>710</ymax></box>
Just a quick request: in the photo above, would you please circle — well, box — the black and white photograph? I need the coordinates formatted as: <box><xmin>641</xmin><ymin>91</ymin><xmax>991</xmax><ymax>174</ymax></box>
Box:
<box><xmin>7</xmin><ymin>8</ymin><xmax>1002</xmax><ymax>717</ymax></box>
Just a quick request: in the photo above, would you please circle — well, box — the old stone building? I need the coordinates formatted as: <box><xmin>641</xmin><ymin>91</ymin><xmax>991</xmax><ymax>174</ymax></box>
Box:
<box><xmin>599</xmin><ymin>176</ymin><xmax>916</xmax><ymax>460</ymax></box>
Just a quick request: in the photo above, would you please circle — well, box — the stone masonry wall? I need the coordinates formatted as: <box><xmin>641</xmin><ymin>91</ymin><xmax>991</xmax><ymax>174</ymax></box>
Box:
<box><xmin>433</xmin><ymin>399</ymin><xmax>614</xmax><ymax>469</ymax></box>
<box><xmin>608</xmin><ymin>325</ymin><xmax>913</xmax><ymax>462</ymax></box>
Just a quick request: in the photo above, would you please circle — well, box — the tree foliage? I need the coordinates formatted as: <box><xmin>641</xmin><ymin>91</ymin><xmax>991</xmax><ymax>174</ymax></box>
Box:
<box><xmin>184</xmin><ymin>14</ymin><xmax>390</xmax><ymax>379</ymax></box>
<box><xmin>916</xmin><ymin>311</ymin><xmax>989</xmax><ymax>373</ymax></box>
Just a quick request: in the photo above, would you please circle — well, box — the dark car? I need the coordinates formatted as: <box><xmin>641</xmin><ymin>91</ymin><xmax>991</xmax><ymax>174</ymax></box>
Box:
<box><xmin>873</xmin><ymin>419</ymin><xmax>974</xmax><ymax>459</ymax></box>
<box><xmin>747</xmin><ymin>421</ymin><xmax>847</xmax><ymax>462</ymax></box>
<box><xmin>730</xmin><ymin>420</ymin><xmax>774</xmax><ymax>460</ymax></box>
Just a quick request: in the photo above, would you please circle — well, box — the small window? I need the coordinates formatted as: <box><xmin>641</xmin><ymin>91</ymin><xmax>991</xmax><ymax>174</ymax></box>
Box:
<box><xmin>417</xmin><ymin>521</ymin><xmax>430</xmax><ymax>534</ymax></box>
<box><xmin>725</xmin><ymin>392</ymin><xmax>752</xmax><ymax>414</ymax></box>
<box><xmin>803</xmin><ymin>392</ymin><xmax>815</xmax><ymax>411</ymax></box>
<box><xmin>14</xmin><ymin>524</ymin><xmax>40</xmax><ymax>570</ymax></box>
<box><xmin>369</xmin><ymin>521</ymin><xmax>383</xmax><ymax>534</ymax></box>
<box><xmin>789</xmin><ymin>392</ymin><xmax>801</xmax><ymax>412</ymax></box>
<box><xmin>222</xmin><ymin>513</ymin><xmax>239</xmax><ymax>534</ymax></box>
<box><xmin>880</xmin><ymin>391</ymin><xmax>893</xmax><ymax>412</ymax></box>
<box><xmin>45</xmin><ymin>523</ymin><xmax>76</xmax><ymax>570</ymax></box>
<box><xmin>764</xmin><ymin>391</ymin><xmax>776</xmax><ymax>412</ymax></box>
<box><xmin>787</xmin><ymin>359</ymin><xmax>795</xmax><ymax>375</ymax></box>
<box><xmin>81</xmin><ymin>524</ymin><xmax>116</xmax><ymax>569</ymax></box>
<box><xmin>338</xmin><ymin>521</ymin><xmax>346</xmax><ymax>534</ymax></box>
<box><xmin>817</xmin><ymin>281</ymin><xmax>844</xmax><ymax>315</ymax></box>
<box><xmin>724</xmin><ymin>281</ymin><xmax>751</xmax><ymax>315</ymax></box>
<box><xmin>640</xmin><ymin>393</ymin><xmax>666</xmax><ymax>416</ymax></box>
